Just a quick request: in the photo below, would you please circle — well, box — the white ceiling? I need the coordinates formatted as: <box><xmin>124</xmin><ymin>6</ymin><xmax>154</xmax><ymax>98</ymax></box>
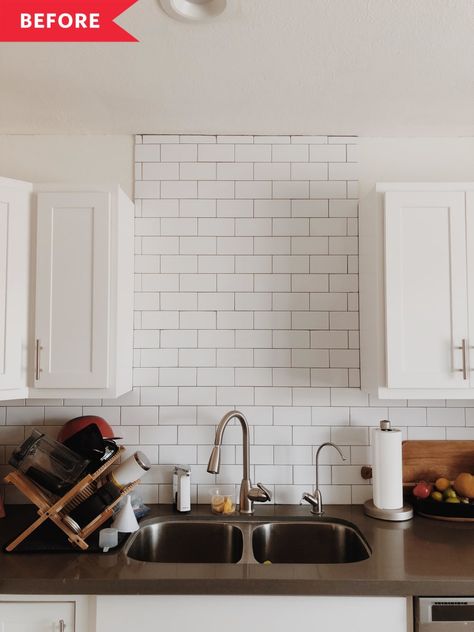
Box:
<box><xmin>1</xmin><ymin>0</ymin><xmax>473</xmax><ymax>135</ymax></box>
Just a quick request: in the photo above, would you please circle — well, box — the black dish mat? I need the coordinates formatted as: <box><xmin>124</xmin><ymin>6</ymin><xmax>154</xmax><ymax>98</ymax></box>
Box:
<box><xmin>4</xmin><ymin>518</ymin><xmax>129</xmax><ymax>553</ymax></box>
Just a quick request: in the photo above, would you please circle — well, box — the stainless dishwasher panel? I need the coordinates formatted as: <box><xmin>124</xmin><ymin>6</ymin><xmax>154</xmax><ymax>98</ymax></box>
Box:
<box><xmin>416</xmin><ymin>598</ymin><xmax>474</xmax><ymax>631</ymax></box>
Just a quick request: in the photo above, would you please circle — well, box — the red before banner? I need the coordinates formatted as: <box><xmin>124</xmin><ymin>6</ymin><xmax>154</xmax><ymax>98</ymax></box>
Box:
<box><xmin>0</xmin><ymin>0</ymin><xmax>138</xmax><ymax>42</ymax></box>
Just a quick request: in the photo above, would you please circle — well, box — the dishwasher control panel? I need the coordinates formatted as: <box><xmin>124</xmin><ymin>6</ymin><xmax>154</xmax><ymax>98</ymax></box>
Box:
<box><xmin>417</xmin><ymin>597</ymin><xmax>474</xmax><ymax>631</ymax></box>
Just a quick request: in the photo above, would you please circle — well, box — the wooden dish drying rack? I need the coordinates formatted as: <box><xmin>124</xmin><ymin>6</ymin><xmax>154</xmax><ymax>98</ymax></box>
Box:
<box><xmin>4</xmin><ymin>445</ymin><xmax>138</xmax><ymax>551</ymax></box>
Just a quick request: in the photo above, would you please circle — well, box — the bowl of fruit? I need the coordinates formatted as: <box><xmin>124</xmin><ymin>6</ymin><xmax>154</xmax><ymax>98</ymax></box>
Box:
<box><xmin>412</xmin><ymin>473</ymin><xmax>474</xmax><ymax>521</ymax></box>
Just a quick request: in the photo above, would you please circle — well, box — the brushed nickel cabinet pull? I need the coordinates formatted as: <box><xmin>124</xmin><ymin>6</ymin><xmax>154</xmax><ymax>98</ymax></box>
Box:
<box><xmin>462</xmin><ymin>338</ymin><xmax>468</xmax><ymax>380</ymax></box>
<box><xmin>59</xmin><ymin>620</ymin><xmax>66</xmax><ymax>632</ymax></box>
<box><xmin>35</xmin><ymin>339</ymin><xmax>43</xmax><ymax>381</ymax></box>
<box><xmin>457</xmin><ymin>338</ymin><xmax>469</xmax><ymax>380</ymax></box>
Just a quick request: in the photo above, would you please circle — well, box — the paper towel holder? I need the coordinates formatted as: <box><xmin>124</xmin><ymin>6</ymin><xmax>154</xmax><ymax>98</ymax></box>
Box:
<box><xmin>363</xmin><ymin>420</ymin><xmax>414</xmax><ymax>522</ymax></box>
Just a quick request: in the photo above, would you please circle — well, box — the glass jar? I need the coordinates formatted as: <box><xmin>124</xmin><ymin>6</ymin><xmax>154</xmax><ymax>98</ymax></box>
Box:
<box><xmin>210</xmin><ymin>488</ymin><xmax>235</xmax><ymax>515</ymax></box>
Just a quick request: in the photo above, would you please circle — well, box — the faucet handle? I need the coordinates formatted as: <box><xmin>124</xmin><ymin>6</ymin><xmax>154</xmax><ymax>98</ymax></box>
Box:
<box><xmin>248</xmin><ymin>482</ymin><xmax>272</xmax><ymax>503</ymax></box>
<box><xmin>300</xmin><ymin>490</ymin><xmax>323</xmax><ymax>515</ymax></box>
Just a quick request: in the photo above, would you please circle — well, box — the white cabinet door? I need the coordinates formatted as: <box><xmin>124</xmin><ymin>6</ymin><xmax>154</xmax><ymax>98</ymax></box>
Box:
<box><xmin>35</xmin><ymin>192</ymin><xmax>110</xmax><ymax>389</ymax></box>
<box><xmin>385</xmin><ymin>191</ymin><xmax>468</xmax><ymax>388</ymax></box>
<box><xmin>0</xmin><ymin>601</ymin><xmax>74</xmax><ymax>631</ymax></box>
<box><xmin>0</xmin><ymin>179</ymin><xmax>31</xmax><ymax>394</ymax></box>
<box><xmin>466</xmin><ymin>191</ymin><xmax>474</xmax><ymax>378</ymax></box>
<box><xmin>96</xmin><ymin>595</ymin><xmax>408</xmax><ymax>632</ymax></box>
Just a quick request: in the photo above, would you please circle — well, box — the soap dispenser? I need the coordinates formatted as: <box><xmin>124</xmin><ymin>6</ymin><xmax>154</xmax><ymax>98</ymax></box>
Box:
<box><xmin>173</xmin><ymin>465</ymin><xmax>191</xmax><ymax>512</ymax></box>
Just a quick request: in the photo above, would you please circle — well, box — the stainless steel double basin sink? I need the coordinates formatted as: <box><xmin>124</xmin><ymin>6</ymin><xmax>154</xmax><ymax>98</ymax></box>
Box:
<box><xmin>125</xmin><ymin>517</ymin><xmax>371</xmax><ymax>565</ymax></box>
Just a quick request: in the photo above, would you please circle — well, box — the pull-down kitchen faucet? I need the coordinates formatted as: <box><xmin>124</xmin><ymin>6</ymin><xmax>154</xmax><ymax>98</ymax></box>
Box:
<box><xmin>301</xmin><ymin>442</ymin><xmax>346</xmax><ymax>515</ymax></box>
<box><xmin>207</xmin><ymin>410</ymin><xmax>272</xmax><ymax>514</ymax></box>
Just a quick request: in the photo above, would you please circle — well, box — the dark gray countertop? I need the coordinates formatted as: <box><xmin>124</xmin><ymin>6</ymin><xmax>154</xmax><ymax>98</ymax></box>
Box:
<box><xmin>0</xmin><ymin>504</ymin><xmax>472</xmax><ymax>596</ymax></box>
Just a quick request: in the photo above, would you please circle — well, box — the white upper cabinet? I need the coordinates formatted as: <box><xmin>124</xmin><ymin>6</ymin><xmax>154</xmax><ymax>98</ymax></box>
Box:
<box><xmin>360</xmin><ymin>183</ymin><xmax>474</xmax><ymax>399</ymax></box>
<box><xmin>0</xmin><ymin>182</ymin><xmax>134</xmax><ymax>401</ymax></box>
<box><xmin>0</xmin><ymin>178</ymin><xmax>32</xmax><ymax>399</ymax></box>
<box><xmin>35</xmin><ymin>192</ymin><xmax>111</xmax><ymax>389</ymax></box>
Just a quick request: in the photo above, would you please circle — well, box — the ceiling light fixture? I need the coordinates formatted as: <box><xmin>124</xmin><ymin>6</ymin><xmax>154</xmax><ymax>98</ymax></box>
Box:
<box><xmin>160</xmin><ymin>0</ymin><xmax>227</xmax><ymax>22</ymax></box>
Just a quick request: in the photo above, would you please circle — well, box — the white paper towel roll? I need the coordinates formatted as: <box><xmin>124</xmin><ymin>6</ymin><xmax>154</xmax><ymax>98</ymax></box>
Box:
<box><xmin>372</xmin><ymin>421</ymin><xmax>403</xmax><ymax>510</ymax></box>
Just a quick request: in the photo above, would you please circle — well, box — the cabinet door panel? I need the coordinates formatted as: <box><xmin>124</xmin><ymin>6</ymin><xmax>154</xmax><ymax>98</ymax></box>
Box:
<box><xmin>0</xmin><ymin>601</ymin><xmax>74</xmax><ymax>631</ymax></box>
<box><xmin>35</xmin><ymin>192</ymin><xmax>110</xmax><ymax>389</ymax></box>
<box><xmin>96</xmin><ymin>595</ymin><xmax>408</xmax><ymax>632</ymax></box>
<box><xmin>385</xmin><ymin>191</ymin><xmax>468</xmax><ymax>388</ymax></box>
<box><xmin>0</xmin><ymin>183</ymin><xmax>30</xmax><ymax>391</ymax></box>
<box><xmin>466</xmin><ymin>192</ymin><xmax>474</xmax><ymax>379</ymax></box>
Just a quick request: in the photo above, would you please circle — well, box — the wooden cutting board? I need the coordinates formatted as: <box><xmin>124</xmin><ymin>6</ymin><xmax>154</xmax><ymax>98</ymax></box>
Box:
<box><xmin>402</xmin><ymin>440</ymin><xmax>474</xmax><ymax>483</ymax></box>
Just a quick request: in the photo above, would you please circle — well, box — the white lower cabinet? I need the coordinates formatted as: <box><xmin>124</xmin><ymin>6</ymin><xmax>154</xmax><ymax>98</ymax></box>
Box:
<box><xmin>0</xmin><ymin>596</ymin><xmax>91</xmax><ymax>632</ymax></box>
<box><xmin>95</xmin><ymin>595</ymin><xmax>410</xmax><ymax>632</ymax></box>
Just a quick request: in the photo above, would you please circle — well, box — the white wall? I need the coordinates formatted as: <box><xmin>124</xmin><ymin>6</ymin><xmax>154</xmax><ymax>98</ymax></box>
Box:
<box><xmin>0</xmin><ymin>135</ymin><xmax>134</xmax><ymax>198</ymax></box>
<box><xmin>359</xmin><ymin>137</ymin><xmax>474</xmax><ymax>197</ymax></box>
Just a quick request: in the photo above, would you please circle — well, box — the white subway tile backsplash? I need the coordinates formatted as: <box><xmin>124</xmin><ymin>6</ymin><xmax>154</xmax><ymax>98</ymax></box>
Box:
<box><xmin>235</xmin><ymin>144</ymin><xmax>271</xmax><ymax>162</ymax></box>
<box><xmin>217</xmin><ymin>349</ymin><xmax>253</xmax><ymax>367</ymax></box>
<box><xmin>6</xmin><ymin>407</ymin><xmax>45</xmax><ymax>426</ymax></box>
<box><xmin>272</xmin><ymin>144</ymin><xmax>308</xmax><ymax>162</ymax></box>
<box><xmin>388</xmin><ymin>407</ymin><xmax>427</xmax><ymax>427</ymax></box>
<box><xmin>235</xmin><ymin>218</ymin><xmax>271</xmax><ymax>236</ymax></box>
<box><xmin>218</xmin><ymin>311</ymin><xmax>254</xmax><ymax>329</ymax></box>
<box><xmin>273</xmin><ymin>181</ymin><xmax>309</xmax><ymax>199</ymax></box>
<box><xmin>274</xmin><ymin>407</ymin><xmax>311</xmax><ymax>426</ymax></box>
<box><xmin>197</xmin><ymin>368</ymin><xmax>234</xmax><ymax>387</ymax></box>
<box><xmin>142</xmin><ymin>162</ymin><xmax>179</xmax><ymax>180</ymax></box>
<box><xmin>255</xmin><ymin>274</ymin><xmax>291</xmax><ymax>292</ymax></box>
<box><xmin>161</xmin><ymin>144</ymin><xmax>197</xmax><ymax>162</ymax></box>
<box><xmin>217</xmin><ymin>163</ymin><xmax>253</xmax><ymax>180</ymax></box>
<box><xmin>311</xmin><ymin>368</ymin><xmax>348</xmax><ymax>387</ymax></box>
<box><xmin>235</xmin><ymin>368</ymin><xmax>272</xmax><ymax>386</ymax></box>
<box><xmin>217</xmin><ymin>199</ymin><xmax>253</xmax><ymax>217</ymax></box>
<box><xmin>235</xmin><ymin>256</ymin><xmax>272</xmax><ymax>274</ymax></box>
<box><xmin>216</xmin><ymin>387</ymin><xmax>254</xmax><ymax>405</ymax></box>
<box><xmin>161</xmin><ymin>181</ymin><xmax>197</xmax><ymax>199</ymax></box>
<box><xmin>292</xmin><ymin>388</ymin><xmax>330</xmax><ymax>406</ymax></box>
<box><xmin>2</xmin><ymin>134</ymin><xmax>458</xmax><ymax>505</ymax></box>
<box><xmin>122</xmin><ymin>406</ymin><xmax>158</xmax><ymax>425</ymax></box>
<box><xmin>273</xmin><ymin>219</ymin><xmax>309</xmax><ymax>237</ymax></box>
<box><xmin>309</xmin><ymin>145</ymin><xmax>346</xmax><ymax>162</ymax></box>
<box><xmin>292</xmin><ymin>237</ymin><xmax>328</xmax><ymax>254</ymax></box>
<box><xmin>180</xmin><ymin>162</ymin><xmax>216</xmax><ymax>180</ymax></box>
<box><xmin>273</xmin><ymin>368</ymin><xmax>310</xmax><ymax>387</ymax></box>
<box><xmin>179</xmin><ymin>349</ymin><xmax>216</xmax><ymax>367</ymax></box>
<box><xmin>254</xmin><ymin>349</ymin><xmax>291</xmax><ymax>368</ymax></box>
<box><xmin>255</xmin><ymin>387</ymin><xmax>292</xmax><ymax>406</ymax></box>
<box><xmin>180</xmin><ymin>199</ymin><xmax>216</xmax><ymax>217</ymax></box>
<box><xmin>310</xmin><ymin>181</ymin><xmax>347</xmax><ymax>199</ymax></box>
<box><xmin>198</xmin><ymin>292</ymin><xmax>234</xmax><ymax>310</ymax></box>
<box><xmin>255</xmin><ymin>199</ymin><xmax>291</xmax><ymax>217</ymax></box>
<box><xmin>254</xmin><ymin>163</ymin><xmax>290</xmax><ymax>180</ymax></box>
<box><xmin>255</xmin><ymin>426</ymin><xmax>292</xmax><ymax>445</ymax></box>
<box><xmin>198</xmin><ymin>180</ymin><xmax>234</xmax><ymax>199</ymax></box>
<box><xmin>427</xmin><ymin>407</ymin><xmax>465</xmax><ymax>426</ymax></box>
<box><xmin>179</xmin><ymin>387</ymin><xmax>216</xmax><ymax>406</ymax></box>
<box><xmin>291</xmin><ymin>163</ymin><xmax>327</xmax><ymax>180</ymax></box>
<box><xmin>235</xmin><ymin>293</ymin><xmax>272</xmax><ymax>310</ymax></box>
<box><xmin>143</xmin><ymin>134</ymin><xmax>179</xmax><ymax>144</ymax></box>
<box><xmin>198</xmin><ymin>144</ymin><xmax>234</xmax><ymax>162</ymax></box>
<box><xmin>160</xmin><ymin>368</ymin><xmax>196</xmax><ymax>387</ymax></box>
<box><xmin>235</xmin><ymin>181</ymin><xmax>272</xmax><ymax>199</ymax></box>
<box><xmin>159</xmin><ymin>445</ymin><xmax>197</xmax><ymax>464</ymax></box>
<box><xmin>217</xmin><ymin>236</ymin><xmax>253</xmax><ymax>255</ymax></box>
<box><xmin>135</xmin><ymin>144</ymin><xmax>160</xmax><ymax>162</ymax></box>
<box><xmin>199</xmin><ymin>330</ymin><xmax>234</xmax><ymax>348</ymax></box>
<box><xmin>292</xmin><ymin>199</ymin><xmax>328</xmax><ymax>217</ymax></box>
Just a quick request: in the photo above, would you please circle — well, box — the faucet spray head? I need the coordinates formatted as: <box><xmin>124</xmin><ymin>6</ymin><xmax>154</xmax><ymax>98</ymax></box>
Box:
<box><xmin>207</xmin><ymin>446</ymin><xmax>221</xmax><ymax>474</ymax></box>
